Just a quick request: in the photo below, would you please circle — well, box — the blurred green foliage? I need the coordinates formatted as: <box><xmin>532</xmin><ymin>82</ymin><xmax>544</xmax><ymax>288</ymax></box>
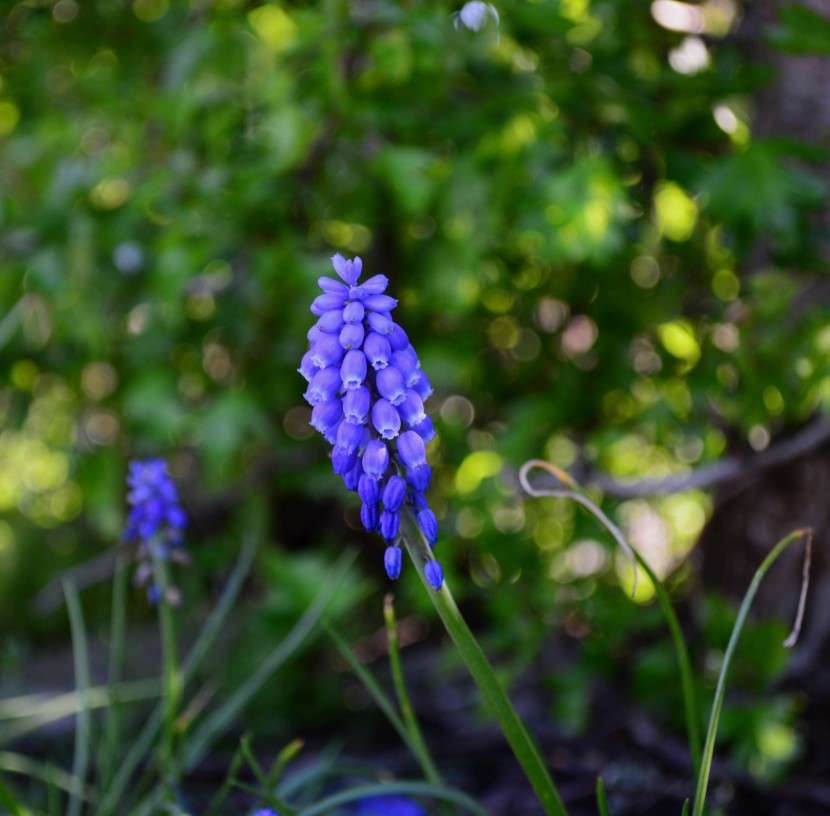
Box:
<box><xmin>0</xmin><ymin>0</ymin><xmax>828</xmax><ymax>780</ymax></box>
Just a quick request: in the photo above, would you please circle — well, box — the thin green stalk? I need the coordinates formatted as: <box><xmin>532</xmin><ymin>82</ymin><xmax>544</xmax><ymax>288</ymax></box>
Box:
<box><xmin>99</xmin><ymin>548</ymin><xmax>130</xmax><ymax>789</ymax></box>
<box><xmin>64</xmin><ymin>580</ymin><xmax>92</xmax><ymax>816</ymax></box>
<box><xmin>0</xmin><ymin>771</ymin><xmax>23</xmax><ymax>816</ymax></box>
<box><xmin>692</xmin><ymin>529</ymin><xmax>811</xmax><ymax>816</ymax></box>
<box><xmin>520</xmin><ymin>460</ymin><xmax>702</xmax><ymax>777</ymax></box>
<box><xmin>182</xmin><ymin>548</ymin><xmax>356</xmax><ymax>773</ymax></box>
<box><xmin>96</xmin><ymin>536</ymin><xmax>257</xmax><ymax>816</ymax></box>
<box><xmin>325</xmin><ymin>624</ymin><xmax>412</xmax><ymax>747</ymax></box>
<box><xmin>596</xmin><ymin>778</ymin><xmax>612</xmax><ymax>816</ymax></box>
<box><xmin>400</xmin><ymin>509</ymin><xmax>568</xmax><ymax>816</ymax></box>
<box><xmin>383</xmin><ymin>595</ymin><xmax>444</xmax><ymax>787</ymax></box>
<box><xmin>150</xmin><ymin>551</ymin><xmax>182</xmax><ymax>789</ymax></box>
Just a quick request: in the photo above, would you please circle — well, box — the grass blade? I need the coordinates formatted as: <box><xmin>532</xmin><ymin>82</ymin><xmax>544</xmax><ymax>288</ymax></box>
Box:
<box><xmin>596</xmin><ymin>777</ymin><xmax>612</xmax><ymax>816</ymax></box>
<box><xmin>691</xmin><ymin>529</ymin><xmax>812</xmax><ymax>816</ymax></box>
<box><xmin>64</xmin><ymin>580</ymin><xmax>92</xmax><ymax>816</ymax></box>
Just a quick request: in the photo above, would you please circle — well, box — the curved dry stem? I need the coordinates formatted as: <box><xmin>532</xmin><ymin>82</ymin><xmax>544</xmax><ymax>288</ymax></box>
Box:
<box><xmin>783</xmin><ymin>529</ymin><xmax>812</xmax><ymax>649</ymax></box>
<box><xmin>519</xmin><ymin>459</ymin><xmax>638</xmax><ymax>594</ymax></box>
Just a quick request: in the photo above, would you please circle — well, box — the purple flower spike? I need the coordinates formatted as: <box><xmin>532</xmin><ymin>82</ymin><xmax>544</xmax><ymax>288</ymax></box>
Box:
<box><xmin>341</xmin><ymin>349</ymin><xmax>368</xmax><ymax>390</ymax></box>
<box><xmin>124</xmin><ymin>459</ymin><xmax>188</xmax><ymax>603</ymax></box>
<box><xmin>299</xmin><ymin>255</ymin><xmax>442</xmax><ymax>584</ymax></box>
<box><xmin>425</xmin><ymin>560</ymin><xmax>443</xmax><ymax>591</ymax></box>
<box><xmin>384</xmin><ymin>546</ymin><xmax>402</xmax><ymax>580</ymax></box>
<box><xmin>372</xmin><ymin>398</ymin><xmax>401</xmax><ymax>440</ymax></box>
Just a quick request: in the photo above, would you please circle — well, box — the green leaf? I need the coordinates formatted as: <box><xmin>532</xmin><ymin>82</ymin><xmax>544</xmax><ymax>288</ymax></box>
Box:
<box><xmin>768</xmin><ymin>4</ymin><xmax>830</xmax><ymax>54</ymax></box>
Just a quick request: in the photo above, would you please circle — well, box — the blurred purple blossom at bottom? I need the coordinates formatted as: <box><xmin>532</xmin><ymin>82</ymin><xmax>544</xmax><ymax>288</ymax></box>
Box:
<box><xmin>353</xmin><ymin>794</ymin><xmax>427</xmax><ymax>816</ymax></box>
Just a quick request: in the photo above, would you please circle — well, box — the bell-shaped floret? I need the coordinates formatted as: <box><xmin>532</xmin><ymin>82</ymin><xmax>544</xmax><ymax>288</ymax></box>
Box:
<box><xmin>318</xmin><ymin>275</ymin><xmax>350</xmax><ymax>296</ymax></box>
<box><xmin>411</xmin><ymin>370</ymin><xmax>434</xmax><ymax>400</ymax></box>
<box><xmin>382</xmin><ymin>475</ymin><xmax>407</xmax><ymax>512</ymax></box>
<box><xmin>310</xmin><ymin>397</ymin><xmax>342</xmax><ymax>434</ymax></box>
<box><xmin>304</xmin><ymin>366</ymin><xmax>341</xmax><ymax>405</ymax></box>
<box><xmin>362</xmin><ymin>440</ymin><xmax>389</xmax><ymax>480</ymax></box>
<box><xmin>377</xmin><ymin>366</ymin><xmax>407</xmax><ymax>406</ymax></box>
<box><xmin>298</xmin><ymin>351</ymin><xmax>320</xmax><ymax>382</ymax></box>
<box><xmin>311</xmin><ymin>292</ymin><xmax>346</xmax><ymax>315</ymax></box>
<box><xmin>372</xmin><ymin>398</ymin><xmax>401</xmax><ymax>440</ymax></box>
<box><xmin>316</xmin><ymin>309</ymin><xmax>344</xmax><ymax>333</ymax></box>
<box><xmin>342</xmin><ymin>462</ymin><xmax>362</xmax><ymax>491</ymax></box>
<box><xmin>343</xmin><ymin>301</ymin><xmax>365</xmax><ymax>324</ymax></box>
<box><xmin>388</xmin><ymin>323</ymin><xmax>409</xmax><ymax>351</ymax></box>
<box><xmin>412</xmin><ymin>415</ymin><xmax>436</xmax><ymax>443</ymax></box>
<box><xmin>364</xmin><ymin>332</ymin><xmax>392</xmax><ymax>369</ymax></box>
<box><xmin>363</xmin><ymin>294</ymin><xmax>398</xmax><ymax>313</ymax></box>
<box><xmin>398</xmin><ymin>390</ymin><xmax>425</xmax><ymax>427</ymax></box>
<box><xmin>360</xmin><ymin>501</ymin><xmax>379</xmax><ymax>533</ymax></box>
<box><xmin>358</xmin><ymin>474</ymin><xmax>381</xmax><ymax>505</ymax></box>
<box><xmin>367</xmin><ymin>312</ymin><xmax>393</xmax><ymax>335</ymax></box>
<box><xmin>332</xmin><ymin>447</ymin><xmax>358</xmax><ymax>475</ymax></box>
<box><xmin>339</xmin><ymin>323</ymin><xmax>364</xmax><ymax>350</ymax></box>
<box><xmin>417</xmin><ymin>509</ymin><xmax>438</xmax><ymax>545</ymax></box>
<box><xmin>384</xmin><ymin>546</ymin><xmax>402</xmax><ymax>579</ymax></box>
<box><xmin>380</xmin><ymin>509</ymin><xmax>400</xmax><ymax>541</ymax></box>
<box><xmin>424</xmin><ymin>560</ymin><xmax>443</xmax><ymax>590</ymax></box>
<box><xmin>342</xmin><ymin>386</ymin><xmax>371</xmax><ymax>425</ymax></box>
<box><xmin>311</xmin><ymin>333</ymin><xmax>345</xmax><ymax>368</ymax></box>
<box><xmin>336</xmin><ymin>420</ymin><xmax>364</xmax><ymax>454</ymax></box>
<box><xmin>396</xmin><ymin>431</ymin><xmax>427</xmax><ymax>469</ymax></box>
<box><xmin>340</xmin><ymin>350</ymin><xmax>368</xmax><ymax>390</ymax></box>
<box><xmin>331</xmin><ymin>253</ymin><xmax>362</xmax><ymax>285</ymax></box>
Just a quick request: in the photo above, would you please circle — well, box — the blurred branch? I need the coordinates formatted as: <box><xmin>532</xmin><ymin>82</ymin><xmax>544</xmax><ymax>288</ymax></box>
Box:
<box><xmin>582</xmin><ymin>417</ymin><xmax>830</xmax><ymax>499</ymax></box>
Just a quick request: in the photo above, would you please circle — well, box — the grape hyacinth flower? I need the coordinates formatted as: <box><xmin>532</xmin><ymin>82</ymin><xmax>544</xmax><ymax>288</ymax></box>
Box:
<box><xmin>300</xmin><ymin>254</ymin><xmax>443</xmax><ymax>589</ymax></box>
<box><xmin>123</xmin><ymin>459</ymin><xmax>188</xmax><ymax>604</ymax></box>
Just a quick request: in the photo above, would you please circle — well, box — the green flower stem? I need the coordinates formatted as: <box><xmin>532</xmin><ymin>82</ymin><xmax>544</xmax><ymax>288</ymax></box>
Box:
<box><xmin>519</xmin><ymin>460</ymin><xmax>702</xmax><ymax>778</ymax></box>
<box><xmin>692</xmin><ymin>529</ymin><xmax>811</xmax><ymax>816</ymax></box>
<box><xmin>150</xmin><ymin>552</ymin><xmax>182</xmax><ymax>789</ymax></box>
<box><xmin>383</xmin><ymin>594</ymin><xmax>444</xmax><ymax>788</ymax></box>
<box><xmin>400</xmin><ymin>509</ymin><xmax>568</xmax><ymax>816</ymax></box>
